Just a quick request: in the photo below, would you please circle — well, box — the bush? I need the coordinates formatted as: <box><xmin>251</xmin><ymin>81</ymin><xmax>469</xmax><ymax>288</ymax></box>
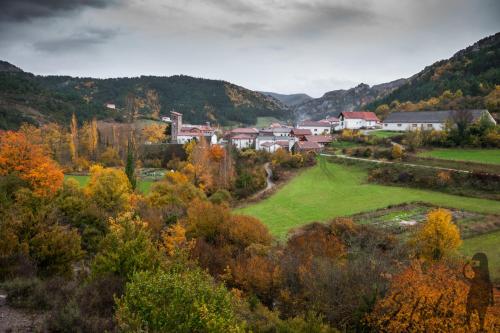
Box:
<box><xmin>1</xmin><ymin>277</ymin><xmax>49</xmax><ymax>309</ymax></box>
<box><xmin>116</xmin><ymin>267</ymin><xmax>244</xmax><ymax>332</ymax></box>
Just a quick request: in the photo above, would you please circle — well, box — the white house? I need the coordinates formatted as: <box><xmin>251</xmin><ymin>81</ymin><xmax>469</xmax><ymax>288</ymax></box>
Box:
<box><xmin>297</xmin><ymin>120</ymin><xmax>331</xmax><ymax>135</ymax></box>
<box><xmin>256</xmin><ymin>136</ymin><xmax>295</xmax><ymax>152</ymax></box>
<box><xmin>382</xmin><ymin>110</ymin><xmax>496</xmax><ymax>131</ymax></box>
<box><xmin>170</xmin><ymin>111</ymin><xmax>218</xmax><ymax>144</ymax></box>
<box><xmin>161</xmin><ymin>116</ymin><xmax>171</xmax><ymax>122</ymax></box>
<box><xmin>323</xmin><ymin>116</ymin><xmax>341</xmax><ymax>131</ymax></box>
<box><xmin>105</xmin><ymin>103</ymin><xmax>116</xmax><ymax>109</ymax></box>
<box><xmin>231</xmin><ymin>134</ymin><xmax>254</xmax><ymax>149</ymax></box>
<box><xmin>339</xmin><ymin>112</ymin><xmax>380</xmax><ymax>129</ymax></box>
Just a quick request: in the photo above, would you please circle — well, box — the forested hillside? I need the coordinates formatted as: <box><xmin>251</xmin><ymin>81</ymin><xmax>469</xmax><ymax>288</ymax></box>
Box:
<box><xmin>367</xmin><ymin>32</ymin><xmax>500</xmax><ymax>114</ymax></box>
<box><xmin>0</xmin><ymin>63</ymin><xmax>288</xmax><ymax>130</ymax></box>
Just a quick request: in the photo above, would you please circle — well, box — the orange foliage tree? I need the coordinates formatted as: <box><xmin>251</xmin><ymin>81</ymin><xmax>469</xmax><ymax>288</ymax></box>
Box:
<box><xmin>0</xmin><ymin>131</ymin><xmax>64</xmax><ymax>197</ymax></box>
<box><xmin>366</xmin><ymin>260</ymin><xmax>497</xmax><ymax>332</ymax></box>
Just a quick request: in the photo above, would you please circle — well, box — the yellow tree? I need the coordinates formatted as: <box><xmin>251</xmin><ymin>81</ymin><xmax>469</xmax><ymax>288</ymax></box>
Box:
<box><xmin>142</xmin><ymin>123</ymin><xmax>167</xmax><ymax>143</ymax></box>
<box><xmin>411</xmin><ymin>208</ymin><xmax>461</xmax><ymax>261</ymax></box>
<box><xmin>86</xmin><ymin>165</ymin><xmax>132</xmax><ymax>213</ymax></box>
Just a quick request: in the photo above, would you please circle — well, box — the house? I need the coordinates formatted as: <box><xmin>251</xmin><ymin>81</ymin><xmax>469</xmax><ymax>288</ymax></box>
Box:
<box><xmin>304</xmin><ymin>135</ymin><xmax>333</xmax><ymax>147</ymax></box>
<box><xmin>231</xmin><ymin>134</ymin><xmax>254</xmax><ymax>149</ymax></box>
<box><xmin>292</xmin><ymin>140</ymin><xmax>322</xmax><ymax>153</ymax></box>
<box><xmin>230</xmin><ymin>127</ymin><xmax>259</xmax><ymax>137</ymax></box>
<box><xmin>256</xmin><ymin>136</ymin><xmax>295</xmax><ymax>152</ymax></box>
<box><xmin>339</xmin><ymin>112</ymin><xmax>380</xmax><ymax>129</ymax></box>
<box><xmin>161</xmin><ymin>116</ymin><xmax>171</xmax><ymax>122</ymax></box>
<box><xmin>290</xmin><ymin>128</ymin><xmax>312</xmax><ymax>140</ymax></box>
<box><xmin>170</xmin><ymin>111</ymin><xmax>217</xmax><ymax>144</ymax></box>
<box><xmin>260</xmin><ymin>126</ymin><xmax>292</xmax><ymax>137</ymax></box>
<box><xmin>297</xmin><ymin>120</ymin><xmax>331</xmax><ymax>135</ymax></box>
<box><xmin>323</xmin><ymin>116</ymin><xmax>341</xmax><ymax>131</ymax></box>
<box><xmin>381</xmin><ymin>110</ymin><xmax>496</xmax><ymax>131</ymax></box>
<box><xmin>105</xmin><ymin>103</ymin><xmax>116</xmax><ymax>109</ymax></box>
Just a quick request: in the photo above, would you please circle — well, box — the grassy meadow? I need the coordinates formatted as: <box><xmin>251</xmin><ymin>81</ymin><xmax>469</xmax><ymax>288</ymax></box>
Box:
<box><xmin>461</xmin><ymin>230</ymin><xmax>500</xmax><ymax>281</ymax></box>
<box><xmin>418</xmin><ymin>148</ymin><xmax>500</xmax><ymax>165</ymax></box>
<box><xmin>64</xmin><ymin>175</ymin><xmax>154</xmax><ymax>194</ymax></box>
<box><xmin>367</xmin><ymin>130</ymin><xmax>404</xmax><ymax>138</ymax></box>
<box><xmin>238</xmin><ymin>161</ymin><xmax>500</xmax><ymax>238</ymax></box>
<box><xmin>255</xmin><ymin>117</ymin><xmax>281</xmax><ymax>128</ymax></box>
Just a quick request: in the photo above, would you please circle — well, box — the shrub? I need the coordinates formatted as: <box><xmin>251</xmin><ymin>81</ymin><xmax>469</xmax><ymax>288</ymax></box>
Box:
<box><xmin>116</xmin><ymin>268</ymin><xmax>244</xmax><ymax>332</ymax></box>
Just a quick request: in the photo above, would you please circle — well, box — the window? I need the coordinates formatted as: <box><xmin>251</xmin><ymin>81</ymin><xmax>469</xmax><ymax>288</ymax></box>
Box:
<box><xmin>397</xmin><ymin>124</ymin><xmax>402</xmax><ymax>127</ymax></box>
<box><xmin>412</xmin><ymin>124</ymin><xmax>417</xmax><ymax>127</ymax></box>
<box><xmin>427</xmin><ymin>124</ymin><xmax>433</xmax><ymax>128</ymax></box>
<box><xmin>384</xmin><ymin>124</ymin><xmax>388</xmax><ymax>127</ymax></box>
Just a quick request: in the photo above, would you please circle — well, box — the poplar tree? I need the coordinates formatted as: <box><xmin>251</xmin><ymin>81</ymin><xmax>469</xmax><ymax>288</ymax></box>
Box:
<box><xmin>125</xmin><ymin>138</ymin><xmax>137</xmax><ymax>190</ymax></box>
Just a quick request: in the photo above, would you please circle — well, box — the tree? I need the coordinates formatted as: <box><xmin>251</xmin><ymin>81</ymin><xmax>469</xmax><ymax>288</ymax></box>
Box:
<box><xmin>366</xmin><ymin>261</ymin><xmax>486</xmax><ymax>332</ymax></box>
<box><xmin>411</xmin><ymin>208</ymin><xmax>461</xmax><ymax>261</ymax></box>
<box><xmin>0</xmin><ymin>131</ymin><xmax>64</xmax><ymax>197</ymax></box>
<box><xmin>86</xmin><ymin>165</ymin><xmax>131</xmax><ymax>213</ymax></box>
<box><xmin>116</xmin><ymin>267</ymin><xmax>244</xmax><ymax>332</ymax></box>
<box><xmin>100</xmin><ymin>146</ymin><xmax>122</xmax><ymax>167</ymax></box>
<box><xmin>142</xmin><ymin>123</ymin><xmax>166</xmax><ymax>143</ymax></box>
<box><xmin>70</xmin><ymin>113</ymin><xmax>78</xmax><ymax>162</ymax></box>
<box><xmin>125</xmin><ymin>138</ymin><xmax>137</xmax><ymax>189</ymax></box>
<box><xmin>391</xmin><ymin>144</ymin><xmax>404</xmax><ymax>160</ymax></box>
<box><xmin>91</xmin><ymin>213</ymin><xmax>160</xmax><ymax>280</ymax></box>
<box><xmin>451</xmin><ymin>109</ymin><xmax>474</xmax><ymax>145</ymax></box>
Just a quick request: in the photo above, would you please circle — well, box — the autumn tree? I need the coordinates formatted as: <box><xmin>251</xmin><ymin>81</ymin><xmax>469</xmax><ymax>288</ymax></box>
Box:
<box><xmin>142</xmin><ymin>123</ymin><xmax>166</xmax><ymax>143</ymax></box>
<box><xmin>91</xmin><ymin>212</ymin><xmax>160</xmax><ymax>280</ymax></box>
<box><xmin>145</xmin><ymin>89</ymin><xmax>161</xmax><ymax>119</ymax></box>
<box><xmin>116</xmin><ymin>267</ymin><xmax>244</xmax><ymax>332</ymax></box>
<box><xmin>411</xmin><ymin>208</ymin><xmax>461</xmax><ymax>261</ymax></box>
<box><xmin>0</xmin><ymin>131</ymin><xmax>64</xmax><ymax>197</ymax></box>
<box><xmin>367</xmin><ymin>261</ymin><xmax>477</xmax><ymax>332</ymax></box>
<box><xmin>70</xmin><ymin>113</ymin><xmax>78</xmax><ymax>162</ymax></box>
<box><xmin>86</xmin><ymin>165</ymin><xmax>132</xmax><ymax>213</ymax></box>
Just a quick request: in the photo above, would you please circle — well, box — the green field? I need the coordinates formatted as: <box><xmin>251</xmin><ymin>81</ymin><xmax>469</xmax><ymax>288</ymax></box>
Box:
<box><xmin>255</xmin><ymin>117</ymin><xmax>280</xmax><ymax>128</ymax></box>
<box><xmin>238</xmin><ymin>161</ymin><xmax>500</xmax><ymax>238</ymax></box>
<box><xmin>461</xmin><ymin>231</ymin><xmax>500</xmax><ymax>281</ymax></box>
<box><xmin>64</xmin><ymin>175</ymin><xmax>154</xmax><ymax>194</ymax></box>
<box><xmin>418</xmin><ymin>148</ymin><xmax>500</xmax><ymax>165</ymax></box>
<box><xmin>367</xmin><ymin>130</ymin><xmax>404</xmax><ymax>138</ymax></box>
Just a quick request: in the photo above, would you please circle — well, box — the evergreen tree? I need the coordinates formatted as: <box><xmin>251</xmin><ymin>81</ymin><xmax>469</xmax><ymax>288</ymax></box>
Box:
<box><xmin>125</xmin><ymin>138</ymin><xmax>137</xmax><ymax>190</ymax></box>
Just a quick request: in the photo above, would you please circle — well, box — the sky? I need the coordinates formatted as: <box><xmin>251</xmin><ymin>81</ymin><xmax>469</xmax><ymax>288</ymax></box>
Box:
<box><xmin>0</xmin><ymin>0</ymin><xmax>499</xmax><ymax>97</ymax></box>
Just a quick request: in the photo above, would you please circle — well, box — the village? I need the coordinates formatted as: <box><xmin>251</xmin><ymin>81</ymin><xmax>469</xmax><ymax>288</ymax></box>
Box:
<box><xmin>163</xmin><ymin>109</ymin><xmax>496</xmax><ymax>153</ymax></box>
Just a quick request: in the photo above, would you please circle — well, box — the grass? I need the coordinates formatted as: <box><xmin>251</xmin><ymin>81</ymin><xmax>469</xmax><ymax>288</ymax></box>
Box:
<box><xmin>255</xmin><ymin>117</ymin><xmax>280</xmax><ymax>128</ymax></box>
<box><xmin>461</xmin><ymin>230</ymin><xmax>500</xmax><ymax>281</ymax></box>
<box><xmin>237</xmin><ymin>161</ymin><xmax>500</xmax><ymax>238</ymax></box>
<box><xmin>418</xmin><ymin>148</ymin><xmax>500</xmax><ymax>165</ymax></box>
<box><xmin>330</xmin><ymin>141</ymin><xmax>359</xmax><ymax>149</ymax></box>
<box><xmin>368</xmin><ymin>130</ymin><xmax>404</xmax><ymax>138</ymax></box>
<box><xmin>64</xmin><ymin>175</ymin><xmax>154</xmax><ymax>194</ymax></box>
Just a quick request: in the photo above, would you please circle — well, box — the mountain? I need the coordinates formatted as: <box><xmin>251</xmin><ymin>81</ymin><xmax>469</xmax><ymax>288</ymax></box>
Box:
<box><xmin>293</xmin><ymin>78</ymin><xmax>407</xmax><ymax>120</ymax></box>
<box><xmin>259</xmin><ymin>91</ymin><xmax>313</xmax><ymax>107</ymax></box>
<box><xmin>367</xmin><ymin>32</ymin><xmax>500</xmax><ymax>111</ymax></box>
<box><xmin>0</xmin><ymin>62</ymin><xmax>288</xmax><ymax>130</ymax></box>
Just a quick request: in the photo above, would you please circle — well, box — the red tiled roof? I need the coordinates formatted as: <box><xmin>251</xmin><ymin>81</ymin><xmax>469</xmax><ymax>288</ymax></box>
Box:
<box><xmin>305</xmin><ymin>135</ymin><xmax>333</xmax><ymax>143</ymax></box>
<box><xmin>275</xmin><ymin>141</ymin><xmax>290</xmax><ymax>147</ymax></box>
<box><xmin>298</xmin><ymin>120</ymin><xmax>331</xmax><ymax>127</ymax></box>
<box><xmin>232</xmin><ymin>134</ymin><xmax>253</xmax><ymax>140</ymax></box>
<box><xmin>295</xmin><ymin>141</ymin><xmax>322</xmax><ymax>149</ymax></box>
<box><xmin>230</xmin><ymin>127</ymin><xmax>259</xmax><ymax>134</ymax></box>
<box><xmin>260</xmin><ymin>141</ymin><xmax>276</xmax><ymax>147</ymax></box>
<box><xmin>291</xmin><ymin>128</ymin><xmax>312</xmax><ymax>136</ymax></box>
<box><xmin>340</xmin><ymin>112</ymin><xmax>379</xmax><ymax>121</ymax></box>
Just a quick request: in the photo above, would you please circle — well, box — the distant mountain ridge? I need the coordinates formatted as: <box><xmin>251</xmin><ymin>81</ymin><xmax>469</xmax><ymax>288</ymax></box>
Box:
<box><xmin>0</xmin><ymin>63</ymin><xmax>288</xmax><ymax>129</ymax></box>
<box><xmin>293</xmin><ymin>78</ymin><xmax>407</xmax><ymax>120</ymax></box>
<box><xmin>366</xmin><ymin>32</ymin><xmax>500</xmax><ymax>111</ymax></box>
<box><xmin>259</xmin><ymin>91</ymin><xmax>313</xmax><ymax>107</ymax></box>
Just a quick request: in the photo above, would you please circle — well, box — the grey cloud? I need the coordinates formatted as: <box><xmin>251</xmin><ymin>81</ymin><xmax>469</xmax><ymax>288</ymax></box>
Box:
<box><xmin>33</xmin><ymin>28</ymin><xmax>118</xmax><ymax>53</ymax></box>
<box><xmin>202</xmin><ymin>0</ymin><xmax>262</xmax><ymax>15</ymax></box>
<box><xmin>0</xmin><ymin>0</ymin><xmax>117</xmax><ymax>22</ymax></box>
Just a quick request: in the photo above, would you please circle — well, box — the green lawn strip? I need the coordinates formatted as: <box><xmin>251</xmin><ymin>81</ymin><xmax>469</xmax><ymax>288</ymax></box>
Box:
<box><xmin>368</xmin><ymin>130</ymin><xmax>404</xmax><ymax>138</ymax></box>
<box><xmin>461</xmin><ymin>230</ymin><xmax>500</xmax><ymax>281</ymax></box>
<box><xmin>417</xmin><ymin>149</ymin><xmax>500</xmax><ymax>165</ymax></box>
<box><xmin>237</xmin><ymin>162</ymin><xmax>500</xmax><ymax>238</ymax></box>
<box><xmin>64</xmin><ymin>175</ymin><xmax>154</xmax><ymax>194</ymax></box>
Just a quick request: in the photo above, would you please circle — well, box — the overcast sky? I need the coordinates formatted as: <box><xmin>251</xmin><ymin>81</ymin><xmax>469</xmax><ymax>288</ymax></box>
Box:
<box><xmin>0</xmin><ymin>0</ymin><xmax>499</xmax><ymax>97</ymax></box>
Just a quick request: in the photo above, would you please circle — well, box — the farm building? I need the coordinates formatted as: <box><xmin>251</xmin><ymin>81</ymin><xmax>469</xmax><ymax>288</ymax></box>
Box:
<box><xmin>304</xmin><ymin>135</ymin><xmax>333</xmax><ymax>147</ymax></box>
<box><xmin>381</xmin><ymin>110</ymin><xmax>496</xmax><ymax>131</ymax></box>
<box><xmin>231</xmin><ymin>134</ymin><xmax>254</xmax><ymax>149</ymax></box>
<box><xmin>339</xmin><ymin>112</ymin><xmax>380</xmax><ymax>129</ymax></box>
<box><xmin>256</xmin><ymin>136</ymin><xmax>295</xmax><ymax>152</ymax></box>
<box><xmin>297</xmin><ymin>120</ymin><xmax>331</xmax><ymax>135</ymax></box>
<box><xmin>292</xmin><ymin>140</ymin><xmax>322</xmax><ymax>153</ymax></box>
